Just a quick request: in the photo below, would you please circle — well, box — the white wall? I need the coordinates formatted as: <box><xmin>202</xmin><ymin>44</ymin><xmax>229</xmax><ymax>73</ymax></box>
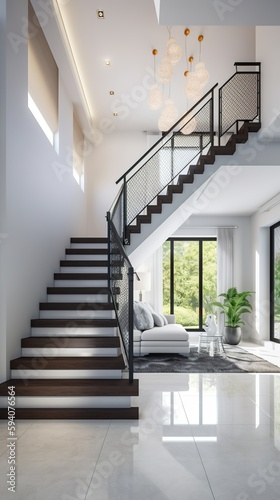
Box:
<box><xmin>250</xmin><ymin>199</ymin><xmax>280</xmax><ymax>343</ymax></box>
<box><xmin>256</xmin><ymin>27</ymin><xmax>280</xmax><ymax>140</ymax></box>
<box><xmin>0</xmin><ymin>0</ymin><xmax>7</xmax><ymax>383</ymax></box>
<box><xmin>244</xmin><ymin>12</ymin><xmax>280</xmax><ymax>344</ymax></box>
<box><xmin>1</xmin><ymin>0</ymin><xmax>88</xmax><ymax>381</ymax></box>
<box><xmin>87</xmin><ymin>132</ymin><xmax>148</xmax><ymax>236</ymax></box>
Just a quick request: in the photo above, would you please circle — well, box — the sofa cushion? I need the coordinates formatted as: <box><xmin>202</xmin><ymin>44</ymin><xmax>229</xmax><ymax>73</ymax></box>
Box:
<box><xmin>141</xmin><ymin>324</ymin><xmax>189</xmax><ymax>341</ymax></box>
<box><xmin>134</xmin><ymin>301</ymin><xmax>154</xmax><ymax>330</ymax></box>
<box><xmin>133</xmin><ymin>330</ymin><xmax>142</xmax><ymax>342</ymax></box>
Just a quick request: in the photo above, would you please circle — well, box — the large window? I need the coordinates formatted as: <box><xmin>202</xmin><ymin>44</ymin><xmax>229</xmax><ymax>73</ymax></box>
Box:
<box><xmin>28</xmin><ymin>1</ymin><xmax>58</xmax><ymax>145</ymax></box>
<box><xmin>270</xmin><ymin>221</ymin><xmax>280</xmax><ymax>343</ymax></box>
<box><xmin>163</xmin><ymin>238</ymin><xmax>217</xmax><ymax>330</ymax></box>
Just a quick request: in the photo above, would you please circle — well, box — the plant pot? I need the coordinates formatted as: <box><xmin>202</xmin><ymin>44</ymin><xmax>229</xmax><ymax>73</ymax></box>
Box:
<box><xmin>224</xmin><ymin>326</ymin><xmax>242</xmax><ymax>345</ymax></box>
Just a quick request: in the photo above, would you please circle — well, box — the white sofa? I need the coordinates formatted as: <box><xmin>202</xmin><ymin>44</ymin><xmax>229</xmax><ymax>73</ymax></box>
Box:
<box><xmin>133</xmin><ymin>302</ymin><xmax>190</xmax><ymax>356</ymax></box>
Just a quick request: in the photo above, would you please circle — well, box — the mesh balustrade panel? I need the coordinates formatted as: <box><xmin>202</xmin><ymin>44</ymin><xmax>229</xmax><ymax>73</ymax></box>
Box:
<box><xmin>126</xmin><ymin>100</ymin><xmax>211</xmax><ymax>225</ymax></box>
<box><xmin>220</xmin><ymin>73</ymin><xmax>258</xmax><ymax>136</ymax></box>
<box><xmin>111</xmin><ymin>188</ymin><xmax>124</xmax><ymax>239</ymax></box>
<box><xmin>109</xmin><ymin>226</ymin><xmax>130</xmax><ymax>361</ymax></box>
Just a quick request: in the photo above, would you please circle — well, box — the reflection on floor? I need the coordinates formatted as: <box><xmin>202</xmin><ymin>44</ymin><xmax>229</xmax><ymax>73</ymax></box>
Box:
<box><xmin>1</xmin><ymin>371</ymin><xmax>280</xmax><ymax>500</ymax></box>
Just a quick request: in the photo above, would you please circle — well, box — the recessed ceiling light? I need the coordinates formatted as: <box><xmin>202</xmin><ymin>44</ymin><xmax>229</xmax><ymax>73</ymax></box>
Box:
<box><xmin>104</xmin><ymin>59</ymin><xmax>111</xmax><ymax>66</ymax></box>
<box><xmin>109</xmin><ymin>91</ymin><xmax>115</xmax><ymax>95</ymax></box>
<box><xmin>113</xmin><ymin>112</ymin><xmax>118</xmax><ymax>116</ymax></box>
<box><xmin>97</xmin><ymin>10</ymin><xmax>104</xmax><ymax>19</ymax></box>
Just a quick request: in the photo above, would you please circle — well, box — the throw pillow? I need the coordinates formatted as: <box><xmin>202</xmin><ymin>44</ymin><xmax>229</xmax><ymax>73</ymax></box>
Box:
<box><xmin>151</xmin><ymin>312</ymin><xmax>165</xmax><ymax>327</ymax></box>
<box><xmin>142</xmin><ymin>302</ymin><xmax>168</xmax><ymax>327</ymax></box>
<box><xmin>159</xmin><ymin>313</ymin><xmax>168</xmax><ymax>325</ymax></box>
<box><xmin>142</xmin><ymin>302</ymin><xmax>154</xmax><ymax>314</ymax></box>
<box><xmin>134</xmin><ymin>301</ymin><xmax>154</xmax><ymax>330</ymax></box>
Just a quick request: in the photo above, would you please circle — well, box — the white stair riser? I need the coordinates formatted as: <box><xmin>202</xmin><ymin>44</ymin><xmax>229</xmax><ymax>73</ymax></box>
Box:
<box><xmin>70</xmin><ymin>243</ymin><xmax>107</xmax><ymax>249</ymax></box>
<box><xmin>60</xmin><ymin>267</ymin><xmax>107</xmax><ymax>273</ymax></box>
<box><xmin>65</xmin><ymin>254</ymin><xmax>106</xmax><ymax>261</ymax></box>
<box><xmin>0</xmin><ymin>396</ymin><xmax>130</xmax><ymax>409</ymax></box>
<box><xmin>54</xmin><ymin>280</ymin><xmax>107</xmax><ymax>287</ymax></box>
<box><xmin>11</xmin><ymin>369</ymin><xmax>122</xmax><ymax>379</ymax></box>
<box><xmin>22</xmin><ymin>347</ymin><xmax>120</xmax><ymax>357</ymax></box>
<box><xmin>39</xmin><ymin>310</ymin><xmax>115</xmax><ymax>319</ymax></box>
<box><xmin>47</xmin><ymin>294</ymin><xmax>110</xmax><ymax>303</ymax></box>
<box><xmin>31</xmin><ymin>327</ymin><xmax>117</xmax><ymax>336</ymax></box>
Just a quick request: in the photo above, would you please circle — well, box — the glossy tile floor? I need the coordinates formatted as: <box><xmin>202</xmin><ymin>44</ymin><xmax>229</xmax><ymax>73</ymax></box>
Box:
<box><xmin>1</xmin><ymin>370</ymin><xmax>280</xmax><ymax>500</ymax></box>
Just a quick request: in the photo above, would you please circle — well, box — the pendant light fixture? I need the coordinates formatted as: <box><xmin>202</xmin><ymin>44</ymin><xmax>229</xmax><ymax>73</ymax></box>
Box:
<box><xmin>148</xmin><ymin>49</ymin><xmax>164</xmax><ymax>110</ymax></box>
<box><xmin>147</xmin><ymin>27</ymin><xmax>210</xmax><ymax>132</ymax></box>
<box><xmin>166</xmin><ymin>26</ymin><xmax>182</xmax><ymax>66</ymax></box>
<box><xmin>195</xmin><ymin>35</ymin><xmax>209</xmax><ymax>88</ymax></box>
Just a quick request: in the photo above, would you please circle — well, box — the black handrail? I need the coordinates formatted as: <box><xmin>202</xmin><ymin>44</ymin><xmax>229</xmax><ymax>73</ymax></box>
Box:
<box><xmin>116</xmin><ymin>83</ymin><xmax>218</xmax><ymax>185</ymax></box>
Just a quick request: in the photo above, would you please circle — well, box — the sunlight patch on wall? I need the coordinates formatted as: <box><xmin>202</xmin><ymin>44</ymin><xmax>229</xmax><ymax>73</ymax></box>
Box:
<box><xmin>28</xmin><ymin>93</ymin><xmax>54</xmax><ymax>146</ymax></box>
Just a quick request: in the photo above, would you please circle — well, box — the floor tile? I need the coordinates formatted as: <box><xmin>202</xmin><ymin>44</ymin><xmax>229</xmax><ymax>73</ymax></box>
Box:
<box><xmin>86</xmin><ymin>422</ymin><xmax>214</xmax><ymax>500</ymax></box>
<box><xmin>194</xmin><ymin>424</ymin><xmax>280</xmax><ymax>500</ymax></box>
<box><xmin>0</xmin><ymin>420</ymin><xmax>109</xmax><ymax>500</ymax></box>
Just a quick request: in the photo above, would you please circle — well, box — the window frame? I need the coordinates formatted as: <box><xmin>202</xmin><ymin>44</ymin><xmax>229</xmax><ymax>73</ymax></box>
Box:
<box><xmin>163</xmin><ymin>236</ymin><xmax>217</xmax><ymax>331</ymax></box>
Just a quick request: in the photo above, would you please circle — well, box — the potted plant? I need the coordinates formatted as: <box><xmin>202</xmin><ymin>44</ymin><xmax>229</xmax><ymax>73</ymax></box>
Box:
<box><xmin>211</xmin><ymin>287</ymin><xmax>254</xmax><ymax>345</ymax></box>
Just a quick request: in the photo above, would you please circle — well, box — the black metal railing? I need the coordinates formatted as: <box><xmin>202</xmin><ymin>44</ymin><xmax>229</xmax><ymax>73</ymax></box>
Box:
<box><xmin>112</xmin><ymin>84</ymin><xmax>218</xmax><ymax>244</ymax></box>
<box><xmin>219</xmin><ymin>62</ymin><xmax>261</xmax><ymax>143</ymax></box>
<box><xmin>107</xmin><ymin>211</ymin><xmax>135</xmax><ymax>382</ymax></box>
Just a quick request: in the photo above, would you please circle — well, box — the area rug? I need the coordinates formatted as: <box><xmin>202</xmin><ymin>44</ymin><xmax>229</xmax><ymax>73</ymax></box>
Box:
<box><xmin>133</xmin><ymin>346</ymin><xmax>280</xmax><ymax>373</ymax></box>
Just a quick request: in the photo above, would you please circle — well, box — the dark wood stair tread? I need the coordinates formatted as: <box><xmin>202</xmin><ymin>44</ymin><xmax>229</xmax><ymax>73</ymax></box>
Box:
<box><xmin>70</xmin><ymin>237</ymin><xmax>108</xmax><ymax>244</ymax></box>
<box><xmin>46</xmin><ymin>287</ymin><xmax>118</xmax><ymax>294</ymax></box>
<box><xmin>10</xmin><ymin>355</ymin><xmax>125</xmax><ymax>370</ymax></box>
<box><xmin>21</xmin><ymin>336</ymin><xmax>120</xmax><ymax>348</ymax></box>
<box><xmin>60</xmin><ymin>260</ymin><xmax>108</xmax><ymax>267</ymax></box>
<box><xmin>66</xmin><ymin>248</ymin><xmax>108</xmax><ymax>255</ymax></box>
<box><xmin>178</xmin><ymin>174</ymin><xmax>194</xmax><ymax>184</ymax></box>
<box><xmin>0</xmin><ymin>407</ymin><xmax>139</xmax><ymax>420</ymax></box>
<box><xmin>199</xmin><ymin>153</ymin><xmax>215</xmax><ymax>164</ymax></box>
<box><xmin>54</xmin><ymin>273</ymin><xmax>108</xmax><ymax>280</ymax></box>
<box><xmin>0</xmin><ymin>378</ymin><xmax>138</xmax><ymax>396</ymax></box>
<box><xmin>31</xmin><ymin>318</ymin><xmax>117</xmax><ymax>327</ymax></box>
<box><xmin>247</xmin><ymin>122</ymin><xmax>261</xmax><ymax>132</ymax></box>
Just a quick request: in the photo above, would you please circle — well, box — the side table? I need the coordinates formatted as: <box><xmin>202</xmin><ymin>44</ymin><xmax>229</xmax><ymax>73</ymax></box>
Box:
<box><xmin>197</xmin><ymin>334</ymin><xmax>226</xmax><ymax>357</ymax></box>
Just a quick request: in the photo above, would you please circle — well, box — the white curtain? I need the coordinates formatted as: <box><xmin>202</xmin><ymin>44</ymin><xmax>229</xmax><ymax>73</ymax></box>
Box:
<box><xmin>217</xmin><ymin>228</ymin><xmax>234</xmax><ymax>334</ymax></box>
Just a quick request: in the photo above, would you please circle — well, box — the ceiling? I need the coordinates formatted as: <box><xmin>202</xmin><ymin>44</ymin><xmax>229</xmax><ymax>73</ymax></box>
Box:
<box><xmin>54</xmin><ymin>0</ymin><xmax>256</xmax><ymax>133</ymax></box>
<box><xmin>195</xmin><ymin>166</ymin><xmax>280</xmax><ymax>216</ymax></box>
<box><xmin>48</xmin><ymin>0</ymin><xmax>280</xmax><ymax>217</ymax></box>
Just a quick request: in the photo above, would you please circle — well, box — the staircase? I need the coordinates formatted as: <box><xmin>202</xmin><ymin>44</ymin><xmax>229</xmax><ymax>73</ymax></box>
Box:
<box><xmin>111</xmin><ymin>63</ymin><xmax>261</xmax><ymax>265</ymax></box>
<box><xmin>0</xmin><ymin>237</ymin><xmax>139</xmax><ymax>419</ymax></box>
<box><xmin>126</xmin><ymin>121</ymin><xmax>261</xmax><ymax>245</ymax></box>
<box><xmin>0</xmin><ymin>62</ymin><xmax>261</xmax><ymax>420</ymax></box>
